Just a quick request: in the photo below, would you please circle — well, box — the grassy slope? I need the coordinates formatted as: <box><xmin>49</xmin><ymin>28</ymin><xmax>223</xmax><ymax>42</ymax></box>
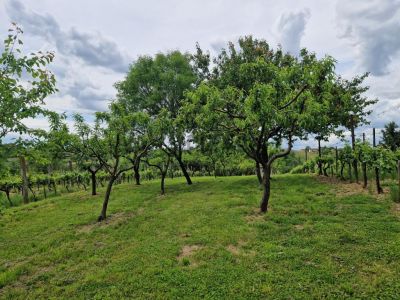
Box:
<box><xmin>0</xmin><ymin>175</ymin><xmax>399</xmax><ymax>299</ymax></box>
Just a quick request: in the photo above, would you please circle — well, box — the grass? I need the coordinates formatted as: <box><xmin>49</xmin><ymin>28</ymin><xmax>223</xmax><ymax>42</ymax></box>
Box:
<box><xmin>0</xmin><ymin>175</ymin><xmax>399</xmax><ymax>299</ymax></box>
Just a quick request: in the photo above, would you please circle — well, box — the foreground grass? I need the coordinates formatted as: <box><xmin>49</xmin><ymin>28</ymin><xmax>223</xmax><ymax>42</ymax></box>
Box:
<box><xmin>0</xmin><ymin>175</ymin><xmax>399</xmax><ymax>299</ymax></box>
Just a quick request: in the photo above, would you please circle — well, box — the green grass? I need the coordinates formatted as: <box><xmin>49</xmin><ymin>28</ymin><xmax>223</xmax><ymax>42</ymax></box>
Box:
<box><xmin>0</xmin><ymin>175</ymin><xmax>399</xmax><ymax>299</ymax></box>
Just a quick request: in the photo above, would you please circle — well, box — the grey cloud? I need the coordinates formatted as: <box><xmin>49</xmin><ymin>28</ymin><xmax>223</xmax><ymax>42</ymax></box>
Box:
<box><xmin>6</xmin><ymin>0</ymin><xmax>130</xmax><ymax>73</ymax></box>
<box><xmin>337</xmin><ymin>0</ymin><xmax>400</xmax><ymax>76</ymax></box>
<box><xmin>210</xmin><ymin>39</ymin><xmax>227</xmax><ymax>53</ymax></box>
<box><xmin>62</xmin><ymin>80</ymin><xmax>111</xmax><ymax>112</ymax></box>
<box><xmin>277</xmin><ymin>9</ymin><xmax>310</xmax><ymax>54</ymax></box>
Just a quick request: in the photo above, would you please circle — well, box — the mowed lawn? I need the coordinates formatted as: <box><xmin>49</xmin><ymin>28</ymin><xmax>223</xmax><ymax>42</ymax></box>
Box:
<box><xmin>0</xmin><ymin>175</ymin><xmax>399</xmax><ymax>299</ymax></box>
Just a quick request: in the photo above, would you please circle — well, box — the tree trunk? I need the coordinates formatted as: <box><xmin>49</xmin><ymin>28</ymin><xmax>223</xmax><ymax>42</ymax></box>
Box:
<box><xmin>372</xmin><ymin>127</ymin><xmax>383</xmax><ymax>194</ymax></box>
<box><xmin>28</xmin><ymin>186</ymin><xmax>37</xmax><ymax>201</ymax></box>
<box><xmin>398</xmin><ymin>160</ymin><xmax>400</xmax><ymax>201</ymax></box>
<box><xmin>98</xmin><ymin>176</ymin><xmax>116</xmax><ymax>221</ymax></box>
<box><xmin>19</xmin><ymin>156</ymin><xmax>29</xmax><ymax>204</ymax></box>
<box><xmin>256</xmin><ymin>162</ymin><xmax>262</xmax><ymax>184</ymax></box>
<box><xmin>317</xmin><ymin>139</ymin><xmax>322</xmax><ymax>175</ymax></box>
<box><xmin>362</xmin><ymin>161</ymin><xmax>368</xmax><ymax>188</ymax></box>
<box><xmin>323</xmin><ymin>166</ymin><xmax>329</xmax><ymax>177</ymax></box>
<box><xmin>177</xmin><ymin>157</ymin><xmax>192</xmax><ymax>185</ymax></box>
<box><xmin>161</xmin><ymin>173</ymin><xmax>166</xmax><ymax>195</ymax></box>
<box><xmin>350</xmin><ymin>125</ymin><xmax>359</xmax><ymax>183</ymax></box>
<box><xmin>375</xmin><ymin>167</ymin><xmax>383</xmax><ymax>194</ymax></box>
<box><xmin>134</xmin><ymin>160</ymin><xmax>141</xmax><ymax>185</ymax></box>
<box><xmin>348</xmin><ymin>162</ymin><xmax>352</xmax><ymax>182</ymax></box>
<box><xmin>335</xmin><ymin>147</ymin><xmax>339</xmax><ymax>176</ymax></box>
<box><xmin>260</xmin><ymin>165</ymin><xmax>271</xmax><ymax>213</ymax></box>
<box><xmin>90</xmin><ymin>170</ymin><xmax>97</xmax><ymax>196</ymax></box>
<box><xmin>340</xmin><ymin>163</ymin><xmax>344</xmax><ymax>180</ymax></box>
<box><xmin>5</xmin><ymin>190</ymin><xmax>12</xmax><ymax>206</ymax></box>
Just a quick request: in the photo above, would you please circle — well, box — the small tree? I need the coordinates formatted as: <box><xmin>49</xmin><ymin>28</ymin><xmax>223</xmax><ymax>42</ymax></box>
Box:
<box><xmin>185</xmin><ymin>37</ymin><xmax>336</xmax><ymax>212</ymax></box>
<box><xmin>72</xmin><ymin>114</ymin><xmax>105</xmax><ymax>196</ymax></box>
<box><xmin>336</xmin><ymin>74</ymin><xmax>377</xmax><ymax>183</ymax></box>
<box><xmin>116</xmin><ymin>51</ymin><xmax>197</xmax><ymax>185</ymax></box>
<box><xmin>142</xmin><ymin>150</ymin><xmax>171</xmax><ymax>195</ymax></box>
<box><xmin>74</xmin><ymin>103</ymin><xmax>137</xmax><ymax>221</ymax></box>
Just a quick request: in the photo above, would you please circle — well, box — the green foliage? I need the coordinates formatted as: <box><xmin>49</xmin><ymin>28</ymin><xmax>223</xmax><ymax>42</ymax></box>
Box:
<box><xmin>389</xmin><ymin>184</ymin><xmax>400</xmax><ymax>203</ymax></box>
<box><xmin>116</xmin><ymin>51</ymin><xmax>197</xmax><ymax>176</ymax></box>
<box><xmin>382</xmin><ymin>121</ymin><xmax>400</xmax><ymax>151</ymax></box>
<box><xmin>273</xmin><ymin>152</ymin><xmax>302</xmax><ymax>174</ymax></box>
<box><xmin>289</xmin><ymin>165</ymin><xmax>305</xmax><ymax>174</ymax></box>
<box><xmin>335</xmin><ymin>73</ymin><xmax>377</xmax><ymax>132</ymax></box>
<box><xmin>0</xmin><ymin>23</ymin><xmax>57</xmax><ymax>140</ymax></box>
<box><xmin>185</xmin><ymin>36</ymin><xmax>336</xmax><ymax>173</ymax></box>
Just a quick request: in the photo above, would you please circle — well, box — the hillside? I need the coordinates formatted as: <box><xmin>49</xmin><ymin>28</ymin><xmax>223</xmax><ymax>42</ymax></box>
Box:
<box><xmin>1</xmin><ymin>175</ymin><xmax>399</xmax><ymax>299</ymax></box>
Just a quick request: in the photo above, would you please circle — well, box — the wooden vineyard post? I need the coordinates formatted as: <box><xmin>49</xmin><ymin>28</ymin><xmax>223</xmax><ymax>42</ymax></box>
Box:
<box><xmin>362</xmin><ymin>133</ymin><xmax>368</xmax><ymax>188</ymax></box>
<box><xmin>19</xmin><ymin>155</ymin><xmax>29</xmax><ymax>204</ymax></box>
<box><xmin>398</xmin><ymin>160</ymin><xmax>400</xmax><ymax>201</ymax></box>
<box><xmin>335</xmin><ymin>147</ymin><xmax>338</xmax><ymax>176</ymax></box>
<box><xmin>373</xmin><ymin>128</ymin><xmax>383</xmax><ymax>194</ymax></box>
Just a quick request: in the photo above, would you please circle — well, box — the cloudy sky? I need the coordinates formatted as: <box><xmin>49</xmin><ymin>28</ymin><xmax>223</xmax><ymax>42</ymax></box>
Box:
<box><xmin>1</xmin><ymin>0</ymin><xmax>400</xmax><ymax>147</ymax></box>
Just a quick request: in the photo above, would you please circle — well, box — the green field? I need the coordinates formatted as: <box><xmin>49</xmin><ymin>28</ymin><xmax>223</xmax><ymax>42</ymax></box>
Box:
<box><xmin>1</xmin><ymin>175</ymin><xmax>399</xmax><ymax>299</ymax></box>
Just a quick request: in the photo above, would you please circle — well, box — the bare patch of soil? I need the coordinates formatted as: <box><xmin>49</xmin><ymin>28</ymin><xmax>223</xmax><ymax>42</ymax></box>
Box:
<box><xmin>177</xmin><ymin>245</ymin><xmax>203</xmax><ymax>261</ymax></box>
<box><xmin>226</xmin><ymin>240</ymin><xmax>255</xmax><ymax>257</ymax></box>
<box><xmin>226</xmin><ymin>244</ymin><xmax>240</xmax><ymax>255</ymax></box>
<box><xmin>314</xmin><ymin>175</ymin><xmax>386</xmax><ymax>199</ymax></box>
<box><xmin>294</xmin><ymin>224</ymin><xmax>304</xmax><ymax>230</ymax></box>
<box><xmin>244</xmin><ymin>208</ymin><xmax>265</xmax><ymax>223</ymax></box>
<box><xmin>77</xmin><ymin>211</ymin><xmax>134</xmax><ymax>233</ymax></box>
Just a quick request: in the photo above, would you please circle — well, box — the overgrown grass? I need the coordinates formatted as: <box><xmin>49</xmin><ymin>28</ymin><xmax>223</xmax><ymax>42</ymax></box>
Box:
<box><xmin>0</xmin><ymin>175</ymin><xmax>399</xmax><ymax>299</ymax></box>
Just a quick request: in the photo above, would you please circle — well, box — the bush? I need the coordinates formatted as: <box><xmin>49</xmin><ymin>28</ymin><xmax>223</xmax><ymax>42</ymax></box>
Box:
<box><xmin>389</xmin><ymin>185</ymin><xmax>400</xmax><ymax>202</ymax></box>
<box><xmin>290</xmin><ymin>165</ymin><xmax>305</xmax><ymax>174</ymax></box>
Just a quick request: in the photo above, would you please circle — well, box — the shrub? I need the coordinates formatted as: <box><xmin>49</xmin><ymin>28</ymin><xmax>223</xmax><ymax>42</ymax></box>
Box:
<box><xmin>290</xmin><ymin>165</ymin><xmax>305</xmax><ymax>174</ymax></box>
<box><xmin>389</xmin><ymin>185</ymin><xmax>400</xmax><ymax>203</ymax></box>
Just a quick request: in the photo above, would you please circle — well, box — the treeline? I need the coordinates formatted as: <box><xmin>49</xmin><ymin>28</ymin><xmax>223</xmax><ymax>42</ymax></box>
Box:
<box><xmin>1</xmin><ymin>145</ymin><xmax>302</xmax><ymax>208</ymax></box>
<box><xmin>1</xmin><ymin>23</ymin><xmax>384</xmax><ymax>220</ymax></box>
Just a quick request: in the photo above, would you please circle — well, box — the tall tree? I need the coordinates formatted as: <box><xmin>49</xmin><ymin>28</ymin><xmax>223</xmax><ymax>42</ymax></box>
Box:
<box><xmin>382</xmin><ymin>121</ymin><xmax>400</xmax><ymax>151</ymax></box>
<box><xmin>116</xmin><ymin>51</ymin><xmax>197</xmax><ymax>185</ymax></box>
<box><xmin>185</xmin><ymin>36</ymin><xmax>336</xmax><ymax>212</ymax></box>
<box><xmin>0</xmin><ymin>24</ymin><xmax>56</xmax><ymax>141</ymax></box>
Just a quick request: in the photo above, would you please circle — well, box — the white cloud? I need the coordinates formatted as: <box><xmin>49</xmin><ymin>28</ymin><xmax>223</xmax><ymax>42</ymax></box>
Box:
<box><xmin>336</xmin><ymin>0</ymin><xmax>400</xmax><ymax>76</ymax></box>
<box><xmin>1</xmin><ymin>0</ymin><xmax>399</xmax><ymax>148</ymax></box>
<box><xmin>277</xmin><ymin>9</ymin><xmax>311</xmax><ymax>54</ymax></box>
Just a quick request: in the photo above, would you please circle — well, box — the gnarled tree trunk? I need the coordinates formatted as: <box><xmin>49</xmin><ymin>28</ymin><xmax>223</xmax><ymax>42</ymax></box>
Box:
<box><xmin>98</xmin><ymin>176</ymin><xmax>116</xmax><ymax>222</ymax></box>
<box><xmin>90</xmin><ymin>169</ymin><xmax>97</xmax><ymax>196</ymax></box>
<box><xmin>161</xmin><ymin>173</ymin><xmax>166</xmax><ymax>195</ymax></box>
<box><xmin>134</xmin><ymin>160</ymin><xmax>141</xmax><ymax>185</ymax></box>
<box><xmin>256</xmin><ymin>162</ymin><xmax>262</xmax><ymax>184</ymax></box>
<box><xmin>260</xmin><ymin>164</ymin><xmax>271</xmax><ymax>212</ymax></box>
<box><xmin>176</xmin><ymin>156</ymin><xmax>192</xmax><ymax>185</ymax></box>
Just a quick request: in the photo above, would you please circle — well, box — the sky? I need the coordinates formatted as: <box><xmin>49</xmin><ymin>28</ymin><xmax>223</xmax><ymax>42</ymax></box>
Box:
<box><xmin>1</xmin><ymin>0</ymin><xmax>400</xmax><ymax>148</ymax></box>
